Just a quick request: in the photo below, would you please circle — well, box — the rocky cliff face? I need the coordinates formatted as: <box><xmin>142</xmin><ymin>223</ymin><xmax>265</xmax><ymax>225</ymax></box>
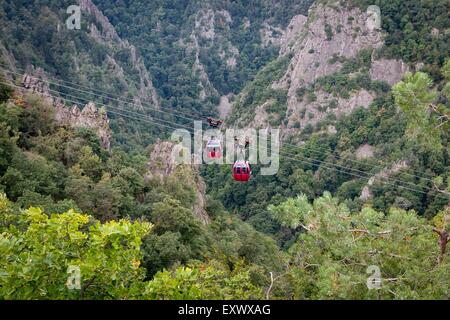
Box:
<box><xmin>279</xmin><ymin>14</ymin><xmax>308</xmax><ymax>54</ymax></box>
<box><xmin>369</xmin><ymin>58</ymin><xmax>409</xmax><ymax>86</ymax></box>
<box><xmin>21</xmin><ymin>70</ymin><xmax>112</xmax><ymax>150</ymax></box>
<box><xmin>146</xmin><ymin>140</ymin><xmax>210</xmax><ymax>225</ymax></box>
<box><xmin>278</xmin><ymin>3</ymin><xmax>382</xmax><ymax>86</ymax></box>
<box><xmin>232</xmin><ymin>1</ymin><xmax>409</xmax><ymax>136</ymax></box>
<box><xmin>79</xmin><ymin>0</ymin><xmax>119</xmax><ymax>42</ymax></box>
<box><xmin>21</xmin><ymin>70</ymin><xmax>51</xmax><ymax>99</ymax></box>
<box><xmin>54</xmin><ymin>102</ymin><xmax>112</xmax><ymax>151</ymax></box>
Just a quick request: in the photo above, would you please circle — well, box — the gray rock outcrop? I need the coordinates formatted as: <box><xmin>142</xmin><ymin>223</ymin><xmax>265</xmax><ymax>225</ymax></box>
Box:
<box><xmin>21</xmin><ymin>70</ymin><xmax>112</xmax><ymax>150</ymax></box>
<box><xmin>146</xmin><ymin>140</ymin><xmax>210</xmax><ymax>225</ymax></box>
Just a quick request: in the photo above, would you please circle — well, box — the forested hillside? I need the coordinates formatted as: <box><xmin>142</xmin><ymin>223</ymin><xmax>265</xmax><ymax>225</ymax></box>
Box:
<box><xmin>0</xmin><ymin>0</ymin><xmax>448</xmax><ymax>300</ymax></box>
<box><xmin>0</xmin><ymin>0</ymin><xmax>162</xmax><ymax>150</ymax></box>
<box><xmin>93</xmin><ymin>0</ymin><xmax>315</xmax><ymax>113</ymax></box>
<box><xmin>0</xmin><ymin>84</ymin><xmax>286</xmax><ymax>299</ymax></box>
<box><xmin>205</xmin><ymin>62</ymin><xmax>449</xmax><ymax>242</ymax></box>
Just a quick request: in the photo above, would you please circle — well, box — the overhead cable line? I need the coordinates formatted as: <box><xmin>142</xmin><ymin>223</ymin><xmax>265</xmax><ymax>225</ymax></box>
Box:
<box><xmin>1</xmin><ymin>79</ymin><xmax>447</xmax><ymax>200</ymax></box>
<box><xmin>1</xmin><ymin>64</ymin><xmax>438</xmax><ymax>182</ymax></box>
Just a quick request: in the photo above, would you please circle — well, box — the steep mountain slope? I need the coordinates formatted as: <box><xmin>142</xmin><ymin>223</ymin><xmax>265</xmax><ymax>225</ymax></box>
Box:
<box><xmin>0</xmin><ymin>0</ymin><xmax>159</xmax><ymax>108</ymax></box>
<box><xmin>230</xmin><ymin>1</ymin><xmax>409</xmax><ymax>134</ymax></box>
<box><xmin>93</xmin><ymin>0</ymin><xmax>315</xmax><ymax>117</ymax></box>
<box><xmin>0</xmin><ymin>0</ymin><xmax>163</xmax><ymax>149</ymax></box>
<box><xmin>203</xmin><ymin>0</ymin><xmax>449</xmax><ymax>239</ymax></box>
<box><xmin>146</xmin><ymin>140</ymin><xmax>210</xmax><ymax>225</ymax></box>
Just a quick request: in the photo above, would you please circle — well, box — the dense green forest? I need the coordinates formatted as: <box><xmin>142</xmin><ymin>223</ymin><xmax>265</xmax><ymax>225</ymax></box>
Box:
<box><xmin>0</xmin><ymin>64</ymin><xmax>448</xmax><ymax>299</ymax></box>
<box><xmin>93</xmin><ymin>0</ymin><xmax>314</xmax><ymax>97</ymax></box>
<box><xmin>0</xmin><ymin>83</ymin><xmax>287</xmax><ymax>298</ymax></box>
<box><xmin>351</xmin><ymin>0</ymin><xmax>449</xmax><ymax>79</ymax></box>
<box><xmin>204</xmin><ymin>62</ymin><xmax>449</xmax><ymax>243</ymax></box>
<box><xmin>0</xmin><ymin>0</ymin><xmax>449</xmax><ymax>300</ymax></box>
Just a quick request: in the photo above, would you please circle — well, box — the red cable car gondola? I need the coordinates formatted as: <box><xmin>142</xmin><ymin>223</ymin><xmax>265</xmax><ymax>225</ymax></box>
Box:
<box><xmin>205</xmin><ymin>117</ymin><xmax>223</xmax><ymax>159</ymax></box>
<box><xmin>233</xmin><ymin>160</ymin><xmax>251</xmax><ymax>182</ymax></box>
<box><xmin>206</xmin><ymin>139</ymin><xmax>222</xmax><ymax>159</ymax></box>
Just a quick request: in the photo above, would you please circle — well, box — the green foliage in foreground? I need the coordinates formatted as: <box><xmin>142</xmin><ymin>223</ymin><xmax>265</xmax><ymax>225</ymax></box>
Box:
<box><xmin>0</xmin><ymin>194</ymin><xmax>262</xmax><ymax>300</ymax></box>
<box><xmin>144</xmin><ymin>261</ymin><xmax>261</xmax><ymax>300</ymax></box>
<box><xmin>1</xmin><ymin>192</ymin><xmax>448</xmax><ymax>300</ymax></box>
<box><xmin>0</xmin><ymin>194</ymin><xmax>151</xmax><ymax>299</ymax></box>
<box><xmin>269</xmin><ymin>192</ymin><xmax>449</xmax><ymax>299</ymax></box>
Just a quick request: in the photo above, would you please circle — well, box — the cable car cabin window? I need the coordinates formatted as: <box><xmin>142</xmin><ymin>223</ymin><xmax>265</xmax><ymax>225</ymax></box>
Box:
<box><xmin>242</xmin><ymin>167</ymin><xmax>247</xmax><ymax>174</ymax></box>
<box><xmin>236</xmin><ymin>167</ymin><xmax>241</xmax><ymax>174</ymax></box>
<box><xmin>207</xmin><ymin>141</ymin><xmax>221</xmax><ymax>148</ymax></box>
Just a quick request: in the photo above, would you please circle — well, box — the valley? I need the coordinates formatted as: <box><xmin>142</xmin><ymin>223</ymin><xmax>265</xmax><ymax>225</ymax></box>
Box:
<box><xmin>0</xmin><ymin>0</ymin><xmax>448</xmax><ymax>300</ymax></box>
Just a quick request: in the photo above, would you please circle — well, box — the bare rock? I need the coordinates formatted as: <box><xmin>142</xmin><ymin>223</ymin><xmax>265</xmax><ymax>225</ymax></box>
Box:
<box><xmin>195</xmin><ymin>9</ymin><xmax>216</xmax><ymax>40</ymax></box>
<box><xmin>327</xmin><ymin>125</ymin><xmax>337</xmax><ymax>135</ymax></box>
<box><xmin>146</xmin><ymin>140</ymin><xmax>210</xmax><ymax>225</ymax></box>
<box><xmin>21</xmin><ymin>72</ymin><xmax>112</xmax><ymax>150</ymax></box>
<box><xmin>366</xmin><ymin>5</ymin><xmax>381</xmax><ymax>32</ymax></box>
<box><xmin>233</xmin><ymin>1</ymin><xmax>411</xmax><ymax>138</ymax></box>
<box><xmin>147</xmin><ymin>140</ymin><xmax>178</xmax><ymax>178</ymax></box>
<box><xmin>55</xmin><ymin>100</ymin><xmax>112</xmax><ymax>151</ymax></box>
<box><xmin>260</xmin><ymin>22</ymin><xmax>284</xmax><ymax>47</ymax></box>
<box><xmin>79</xmin><ymin>0</ymin><xmax>120</xmax><ymax>42</ymax></box>
<box><xmin>370</xmin><ymin>58</ymin><xmax>409</xmax><ymax>86</ymax></box>
<box><xmin>251</xmin><ymin>100</ymin><xmax>272</xmax><ymax>128</ymax></box>
<box><xmin>218</xmin><ymin>94</ymin><xmax>233</xmax><ymax>119</ymax></box>
<box><xmin>415</xmin><ymin>62</ymin><xmax>425</xmax><ymax>71</ymax></box>
<box><xmin>283</xmin><ymin>3</ymin><xmax>383</xmax><ymax>88</ymax></box>
<box><xmin>272</xmin><ymin>3</ymin><xmax>386</xmax><ymax>131</ymax></box>
<box><xmin>280</xmin><ymin>14</ymin><xmax>308</xmax><ymax>55</ymax></box>
<box><xmin>243</xmin><ymin>18</ymin><xmax>251</xmax><ymax>29</ymax></box>
<box><xmin>355</xmin><ymin>144</ymin><xmax>374</xmax><ymax>159</ymax></box>
<box><xmin>286</xmin><ymin>89</ymin><xmax>376</xmax><ymax>130</ymax></box>
<box><xmin>21</xmin><ymin>68</ymin><xmax>51</xmax><ymax>101</ymax></box>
